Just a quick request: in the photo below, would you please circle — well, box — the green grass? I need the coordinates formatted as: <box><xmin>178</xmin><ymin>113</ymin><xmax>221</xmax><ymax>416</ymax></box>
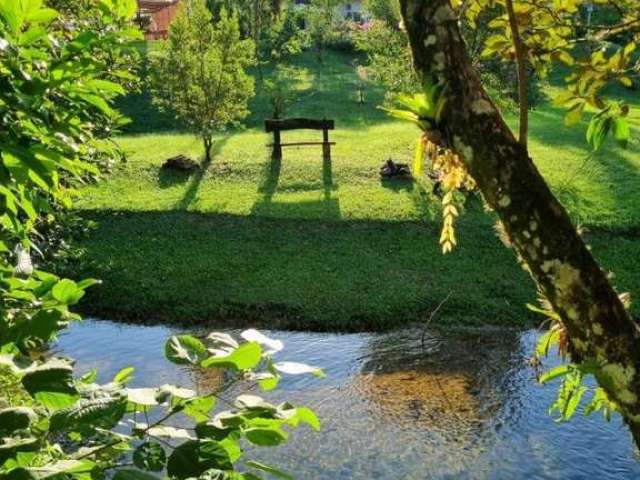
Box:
<box><xmin>59</xmin><ymin>49</ymin><xmax>640</xmax><ymax>331</ymax></box>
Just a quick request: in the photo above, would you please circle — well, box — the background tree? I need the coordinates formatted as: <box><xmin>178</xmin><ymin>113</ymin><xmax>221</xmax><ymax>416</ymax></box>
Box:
<box><xmin>397</xmin><ymin>0</ymin><xmax>640</xmax><ymax>445</ymax></box>
<box><xmin>150</xmin><ymin>0</ymin><xmax>255</xmax><ymax>162</ymax></box>
<box><xmin>362</xmin><ymin>0</ymin><xmax>402</xmax><ymax>27</ymax></box>
<box><xmin>353</xmin><ymin>18</ymin><xmax>420</xmax><ymax>98</ymax></box>
<box><xmin>306</xmin><ymin>0</ymin><xmax>342</xmax><ymax>63</ymax></box>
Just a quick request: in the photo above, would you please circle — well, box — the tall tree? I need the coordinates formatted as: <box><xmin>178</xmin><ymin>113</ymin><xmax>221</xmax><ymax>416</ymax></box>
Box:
<box><xmin>397</xmin><ymin>0</ymin><xmax>640</xmax><ymax>445</ymax></box>
<box><xmin>151</xmin><ymin>0</ymin><xmax>255</xmax><ymax>162</ymax></box>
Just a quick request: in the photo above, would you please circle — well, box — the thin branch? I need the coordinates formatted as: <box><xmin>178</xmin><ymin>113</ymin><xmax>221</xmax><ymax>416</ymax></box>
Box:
<box><xmin>421</xmin><ymin>292</ymin><xmax>452</xmax><ymax>349</ymax></box>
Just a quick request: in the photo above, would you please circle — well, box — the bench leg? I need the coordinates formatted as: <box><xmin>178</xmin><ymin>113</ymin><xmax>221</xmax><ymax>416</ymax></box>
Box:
<box><xmin>322</xmin><ymin>142</ymin><xmax>331</xmax><ymax>161</ymax></box>
<box><xmin>272</xmin><ymin>144</ymin><xmax>282</xmax><ymax>160</ymax></box>
<box><xmin>272</xmin><ymin>130</ymin><xmax>282</xmax><ymax>160</ymax></box>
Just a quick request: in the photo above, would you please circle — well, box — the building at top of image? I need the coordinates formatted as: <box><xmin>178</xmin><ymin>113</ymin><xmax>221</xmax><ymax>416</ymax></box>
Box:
<box><xmin>136</xmin><ymin>0</ymin><xmax>366</xmax><ymax>40</ymax></box>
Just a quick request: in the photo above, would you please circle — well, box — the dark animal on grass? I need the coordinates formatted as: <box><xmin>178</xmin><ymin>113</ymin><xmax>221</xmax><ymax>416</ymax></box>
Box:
<box><xmin>161</xmin><ymin>154</ymin><xmax>199</xmax><ymax>173</ymax></box>
<box><xmin>380</xmin><ymin>158</ymin><xmax>411</xmax><ymax>178</ymax></box>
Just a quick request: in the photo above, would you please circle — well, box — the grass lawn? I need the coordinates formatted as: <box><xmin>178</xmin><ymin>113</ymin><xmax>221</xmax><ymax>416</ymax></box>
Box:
<box><xmin>57</xmin><ymin>50</ymin><xmax>640</xmax><ymax>331</ymax></box>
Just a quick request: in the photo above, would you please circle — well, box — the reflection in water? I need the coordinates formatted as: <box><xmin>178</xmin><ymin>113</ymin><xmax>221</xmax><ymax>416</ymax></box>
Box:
<box><xmin>55</xmin><ymin>320</ymin><xmax>640</xmax><ymax>479</ymax></box>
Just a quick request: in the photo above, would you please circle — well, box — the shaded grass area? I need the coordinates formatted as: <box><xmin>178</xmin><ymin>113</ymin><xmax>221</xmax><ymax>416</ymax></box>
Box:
<box><xmin>68</xmin><ymin>209</ymin><xmax>536</xmax><ymax>330</ymax></box>
<box><xmin>63</xmin><ymin>49</ymin><xmax>640</xmax><ymax>330</ymax></box>
<box><xmin>62</xmin><ymin>208</ymin><xmax>640</xmax><ymax>331</ymax></box>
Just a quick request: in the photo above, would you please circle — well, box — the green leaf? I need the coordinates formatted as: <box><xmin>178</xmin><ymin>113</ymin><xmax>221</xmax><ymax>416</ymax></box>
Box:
<box><xmin>412</xmin><ymin>138</ymin><xmax>425</xmax><ymax>177</ymax></box>
<box><xmin>536</xmin><ymin>329</ymin><xmax>560</xmax><ymax>358</ymax></box>
<box><xmin>165</xmin><ymin>335</ymin><xmax>208</xmax><ymax>365</ymax></box>
<box><xmin>0</xmin><ymin>0</ymin><xmax>24</xmax><ymax>34</ymax></box>
<box><xmin>76</xmin><ymin>278</ymin><xmax>101</xmax><ymax>290</ymax></box>
<box><xmin>257</xmin><ymin>374</ymin><xmax>279</xmax><ymax>392</ymax></box>
<box><xmin>24</xmin><ymin>460</ymin><xmax>95</xmax><ymax>479</ymax></box>
<box><xmin>51</xmin><ymin>279</ymin><xmax>85</xmax><ymax>306</ymax></box>
<box><xmin>114</xmin><ymin>366</ymin><xmax>135</xmax><ymax>384</ymax></box>
<box><xmin>133</xmin><ymin>442</ymin><xmax>166</xmax><ymax>472</ymax></box>
<box><xmin>113</xmin><ymin>469</ymin><xmax>161</xmax><ymax>480</ymax></box>
<box><xmin>564</xmin><ymin>102</ymin><xmax>585</xmax><ymax>127</ymax></box>
<box><xmin>201</xmin><ymin>342</ymin><xmax>262</xmax><ymax>370</ymax></box>
<box><xmin>183</xmin><ymin>395</ymin><xmax>216</xmax><ymax>422</ymax></box>
<box><xmin>243</xmin><ymin>427</ymin><xmax>287</xmax><ymax>447</ymax></box>
<box><xmin>612</xmin><ymin>118</ymin><xmax>630</xmax><ymax>148</ymax></box>
<box><xmin>245</xmin><ymin>460</ymin><xmax>292</xmax><ymax>480</ymax></box>
<box><xmin>167</xmin><ymin>440</ymin><xmax>233</xmax><ymax>479</ymax></box>
<box><xmin>539</xmin><ymin>364</ymin><xmax>572</xmax><ymax>384</ymax></box>
<box><xmin>292</xmin><ymin>407</ymin><xmax>320</xmax><ymax>431</ymax></box>
<box><xmin>21</xmin><ymin>360</ymin><xmax>79</xmax><ymax>410</ymax></box>
<box><xmin>49</xmin><ymin>396</ymin><xmax>126</xmax><ymax>431</ymax></box>
<box><xmin>85</xmin><ymin>79</ymin><xmax>126</xmax><ymax>96</ymax></box>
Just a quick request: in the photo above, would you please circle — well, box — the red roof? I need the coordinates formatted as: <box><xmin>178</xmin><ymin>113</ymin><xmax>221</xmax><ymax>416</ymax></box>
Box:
<box><xmin>137</xmin><ymin>0</ymin><xmax>181</xmax><ymax>40</ymax></box>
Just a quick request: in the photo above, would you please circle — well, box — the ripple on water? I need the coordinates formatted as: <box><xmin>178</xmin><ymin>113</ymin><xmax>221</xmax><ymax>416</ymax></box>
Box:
<box><xmin>54</xmin><ymin>320</ymin><xmax>640</xmax><ymax>479</ymax></box>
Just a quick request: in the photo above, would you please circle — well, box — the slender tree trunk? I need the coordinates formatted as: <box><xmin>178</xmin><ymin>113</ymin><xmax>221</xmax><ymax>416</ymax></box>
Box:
<box><xmin>203</xmin><ymin>136</ymin><xmax>212</xmax><ymax>163</ymax></box>
<box><xmin>505</xmin><ymin>0</ymin><xmax>529</xmax><ymax>149</ymax></box>
<box><xmin>398</xmin><ymin>0</ymin><xmax>640</xmax><ymax>446</ymax></box>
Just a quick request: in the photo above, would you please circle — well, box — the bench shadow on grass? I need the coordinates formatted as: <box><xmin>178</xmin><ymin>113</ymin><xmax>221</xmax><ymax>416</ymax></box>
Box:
<box><xmin>251</xmin><ymin>152</ymin><xmax>342</xmax><ymax>220</ymax></box>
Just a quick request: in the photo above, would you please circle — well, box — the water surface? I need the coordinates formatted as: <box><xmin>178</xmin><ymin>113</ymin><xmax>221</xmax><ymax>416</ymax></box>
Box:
<box><xmin>55</xmin><ymin>320</ymin><xmax>640</xmax><ymax>479</ymax></box>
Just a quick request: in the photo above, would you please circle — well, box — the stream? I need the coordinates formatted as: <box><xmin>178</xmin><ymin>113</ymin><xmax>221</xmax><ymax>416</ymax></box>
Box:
<box><xmin>54</xmin><ymin>319</ymin><xmax>640</xmax><ymax>479</ymax></box>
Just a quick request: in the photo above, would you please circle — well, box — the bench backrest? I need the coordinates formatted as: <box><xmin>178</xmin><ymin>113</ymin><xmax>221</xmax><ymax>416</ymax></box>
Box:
<box><xmin>265</xmin><ymin>118</ymin><xmax>334</xmax><ymax>133</ymax></box>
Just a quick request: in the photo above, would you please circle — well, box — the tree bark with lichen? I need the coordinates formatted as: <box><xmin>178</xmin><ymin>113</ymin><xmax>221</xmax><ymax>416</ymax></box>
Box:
<box><xmin>398</xmin><ymin>0</ymin><xmax>640</xmax><ymax>445</ymax></box>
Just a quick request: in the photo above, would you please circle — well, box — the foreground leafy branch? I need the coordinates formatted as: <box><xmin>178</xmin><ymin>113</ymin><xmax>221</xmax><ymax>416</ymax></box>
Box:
<box><xmin>1</xmin><ymin>328</ymin><xmax>322</xmax><ymax>479</ymax></box>
<box><xmin>0</xmin><ymin>2</ymin><xmax>321</xmax><ymax>479</ymax></box>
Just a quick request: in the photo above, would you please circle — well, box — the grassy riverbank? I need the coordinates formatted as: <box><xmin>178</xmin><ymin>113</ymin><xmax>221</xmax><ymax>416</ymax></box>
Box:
<box><xmin>58</xmin><ymin>50</ymin><xmax>640</xmax><ymax>331</ymax></box>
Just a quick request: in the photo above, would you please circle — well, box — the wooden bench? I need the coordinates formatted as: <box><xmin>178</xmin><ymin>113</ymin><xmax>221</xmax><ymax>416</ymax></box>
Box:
<box><xmin>265</xmin><ymin>118</ymin><xmax>335</xmax><ymax>161</ymax></box>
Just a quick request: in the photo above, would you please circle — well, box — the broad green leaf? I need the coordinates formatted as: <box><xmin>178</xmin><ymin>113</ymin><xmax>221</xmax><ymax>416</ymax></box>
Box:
<box><xmin>413</xmin><ymin>138</ymin><xmax>425</xmax><ymax>176</ymax></box>
<box><xmin>25</xmin><ymin>8</ymin><xmax>57</xmax><ymax>24</ymax></box>
<box><xmin>51</xmin><ymin>279</ymin><xmax>84</xmax><ymax>306</ymax></box>
<box><xmin>0</xmin><ymin>0</ymin><xmax>24</xmax><ymax>34</ymax></box>
<box><xmin>257</xmin><ymin>374</ymin><xmax>279</xmax><ymax>392</ymax></box>
<box><xmin>25</xmin><ymin>460</ymin><xmax>95</xmax><ymax>479</ymax></box>
<box><xmin>21</xmin><ymin>360</ymin><xmax>79</xmax><ymax>410</ymax></box>
<box><xmin>183</xmin><ymin>395</ymin><xmax>216</xmax><ymax>422</ymax></box>
<box><xmin>133</xmin><ymin>442</ymin><xmax>166</xmax><ymax>472</ymax></box>
<box><xmin>49</xmin><ymin>396</ymin><xmax>126</xmax><ymax>431</ymax></box>
<box><xmin>113</xmin><ymin>469</ymin><xmax>161</xmax><ymax>480</ymax></box>
<box><xmin>536</xmin><ymin>329</ymin><xmax>560</xmax><ymax>358</ymax></box>
<box><xmin>564</xmin><ymin>102</ymin><xmax>585</xmax><ymax>127</ymax></box>
<box><xmin>612</xmin><ymin>118</ymin><xmax>630</xmax><ymax>148</ymax></box>
<box><xmin>165</xmin><ymin>335</ymin><xmax>207</xmax><ymax>365</ymax></box>
<box><xmin>243</xmin><ymin>427</ymin><xmax>288</xmax><ymax>447</ymax></box>
<box><xmin>292</xmin><ymin>407</ymin><xmax>320</xmax><ymax>431</ymax></box>
<box><xmin>539</xmin><ymin>364</ymin><xmax>572</xmax><ymax>384</ymax></box>
<box><xmin>167</xmin><ymin>440</ymin><xmax>233</xmax><ymax>479</ymax></box>
<box><xmin>114</xmin><ymin>366</ymin><xmax>135</xmax><ymax>384</ymax></box>
<box><xmin>201</xmin><ymin>342</ymin><xmax>262</xmax><ymax>370</ymax></box>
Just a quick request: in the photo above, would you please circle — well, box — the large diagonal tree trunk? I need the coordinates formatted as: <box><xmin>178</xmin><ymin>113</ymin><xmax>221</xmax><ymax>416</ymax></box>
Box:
<box><xmin>398</xmin><ymin>0</ymin><xmax>640</xmax><ymax>444</ymax></box>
